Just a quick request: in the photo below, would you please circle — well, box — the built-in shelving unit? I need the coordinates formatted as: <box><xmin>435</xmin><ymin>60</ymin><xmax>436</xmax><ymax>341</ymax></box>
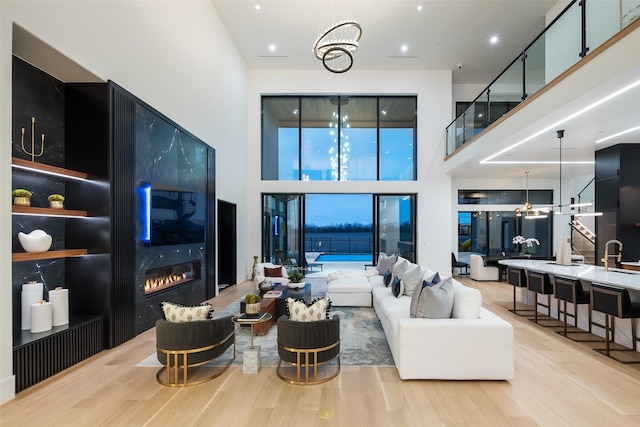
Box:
<box><xmin>11</xmin><ymin>157</ymin><xmax>88</xmax><ymax>180</ymax></box>
<box><xmin>12</xmin><ymin>249</ymin><xmax>88</xmax><ymax>263</ymax></box>
<box><xmin>12</xmin><ymin>205</ymin><xmax>87</xmax><ymax>217</ymax></box>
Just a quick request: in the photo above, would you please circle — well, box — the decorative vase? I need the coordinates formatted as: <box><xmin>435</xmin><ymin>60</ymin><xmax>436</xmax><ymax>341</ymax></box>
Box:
<box><xmin>18</xmin><ymin>229</ymin><xmax>52</xmax><ymax>253</ymax></box>
<box><xmin>259</xmin><ymin>280</ymin><xmax>274</xmax><ymax>293</ymax></box>
<box><xmin>49</xmin><ymin>200</ymin><xmax>63</xmax><ymax>209</ymax></box>
<box><xmin>13</xmin><ymin>197</ymin><xmax>30</xmax><ymax>207</ymax></box>
<box><xmin>288</xmin><ymin>281</ymin><xmax>305</xmax><ymax>289</ymax></box>
<box><xmin>245</xmin><ymin>302</ymin><xmax>261</xmax><ymax>317</ymax></box>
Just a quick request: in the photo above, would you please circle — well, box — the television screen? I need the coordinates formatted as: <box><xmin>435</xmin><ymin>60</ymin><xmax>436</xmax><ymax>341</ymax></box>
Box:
<box><xmin>140</xmin><ymin>183</ymin><xmax>206</xmax><ymax>245</ymax></box>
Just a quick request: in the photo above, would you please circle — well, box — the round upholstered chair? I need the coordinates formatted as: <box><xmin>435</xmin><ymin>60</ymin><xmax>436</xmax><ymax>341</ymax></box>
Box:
<box><xmin>276</xmin><ymin>314</ymin><xmax>340</xmax><ymax>385</ymax></box>
<box><xmin>155</xmin><ymin>315</ymin><xmax>235</xmax><ymax>387</ymax></box>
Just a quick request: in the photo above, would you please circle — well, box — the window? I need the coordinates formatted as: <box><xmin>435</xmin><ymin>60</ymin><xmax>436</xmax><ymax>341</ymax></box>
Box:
<box><xmin>262</xmin><ymin>96</ymin><xmax>417</xmax><ymax>181</ymax></box>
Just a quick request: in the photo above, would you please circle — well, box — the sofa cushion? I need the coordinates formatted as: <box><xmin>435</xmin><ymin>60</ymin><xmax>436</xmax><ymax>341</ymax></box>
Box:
<box><xmin>451</xmin><ymin>281</ymin><xmax>482</xmax><ymax>319</ymax></box>
<box><xmin>286</xmin><ymin>297</ymin><xmax>331</xmax><ymax>322</ymax></box>
<box><xmin>416</xmin><ymin>278</ymin><xmax>454</xmax><ymax>318</ymax></box>
<box><xmin>326</xmin><ymin>276</ymin><xmax>371</xmax><ymax>293</ymax></box>
<box><xmin>161</xmin><ymin>302</ymin><xmax>213</xmax><ymax>322</ymax></box>
<box><xmin>391</xmin><ymin>276</ymin><xmax>404</xmax><ymax>298</ymax></box>
<box><xmin>377</xmin><ymin>253</ymin><xmax>398</xmax><ymax>275</ymax></box>
<box><xmin>264</xmin><ymin>266</ymin><xmax>284</xmax><ymax>277</ymax></box>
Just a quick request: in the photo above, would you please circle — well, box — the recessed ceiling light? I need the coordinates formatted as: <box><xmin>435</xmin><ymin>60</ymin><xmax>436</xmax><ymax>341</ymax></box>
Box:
<box><xmin>255</xmin><ymin>4</ymin><xmax>261</xmax><ymax>10</ymax></box>
<box><xmin>490</xmin><ymin>35</ymin><xmax>499</xmax><ymax>44</ymax></box>
<box><xmin>417</xmin><ymin>5</ymin><xmax>423</xmax><ymax>11</ymax></box>
<box><xmin>401</xmin><ymin>45</ymin><xmax>408</xmax><ymax>53</ymax></box>
<box><xmin>269</xmin><ymin>44</ymin><xmax>276</xmax><ymax>52</ymax></box>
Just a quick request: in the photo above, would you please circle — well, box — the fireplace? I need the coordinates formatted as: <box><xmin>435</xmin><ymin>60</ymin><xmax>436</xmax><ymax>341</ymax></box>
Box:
<box><xmin>144</xmin><ymin>261</ymin><xmax>201</xmax><ymax>297</ymax></box>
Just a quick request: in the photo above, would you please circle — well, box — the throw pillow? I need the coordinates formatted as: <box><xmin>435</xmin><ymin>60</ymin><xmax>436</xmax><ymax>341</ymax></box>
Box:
<box><xmin>402</xmin><ymin>263</ymin><xmax>426</xmax><ymax>297</ymax></box>
<box><xmin>376</xmin><ymin>253</ymin><xmax>398</xmax><ymax>275</ymax></box>
<box><xmin>264</xmin><ymin>266</ymin><xmax>283</xmax><ymax>278</ymax></box>
<box><xmin>286</xmin><ymin>297</ymin><xmax>331</xmax><ymax>322</ymax></box>
<box><xmin>421</xmin><ymin>272</ymin><xmax>441</xmax><ymax>288</ymax></box>
<box><xmin>391</xmin><ymin>275</ymin><xmax>404</xmax><ymax>298</ymax></box>
<box><xmin>451</xmin><ymin>282</ymin><xmax>482</xmax><ymax>319</ymax></box>
<box><xmin>391</xmin><ymin>256</ymin><xmax>410</xmax><ymax>279</ymax></box>
<box><xmin>383</xmin><ymin>270</ymin><xmax>392</xmax><ymax>287</ymax></box>
<box><xmin>409</xmin><ymin>284</ymin><xmax>423</xmax><ymax>318</ymax></box>
<box><xmin>416</xmin><ymin>278</ymin><xmax>454</xmax><ymax>319</ymax></box>
<box><xmin>161</xmin><ymin>302</ymin><xmax>213</xmax><ymax>322</ymax></box>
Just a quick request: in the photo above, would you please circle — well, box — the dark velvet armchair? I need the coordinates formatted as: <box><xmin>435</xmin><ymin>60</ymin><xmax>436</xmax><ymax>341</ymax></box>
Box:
<box><xmin>276</xmin><ymin>314</ymin><xmax>340</xmax><ymax>385</ymax></box>
<box><xmin>156</xmin><ymin>315</ymin><xmax>235</xmax><ymax>387</ymax></box>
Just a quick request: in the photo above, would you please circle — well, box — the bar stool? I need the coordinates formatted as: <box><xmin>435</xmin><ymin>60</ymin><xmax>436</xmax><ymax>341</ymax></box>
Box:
<box><xmin>526</xmin><ymin>271</ymin><xmax>561</xmax><ymax>327</ymax></box>
<box><xmin>506</xmin><ymin>267</ymin><xmax>534</xmax><ymax>317</ymax></box>
<box><xmin>553</xmin><ymin>276</ymin><xmax>599</xmax><ymax>342</ymax></box>
<box><xmin>591</xmin><ymin>283</ymin><xmax>640</xmax><ymax>364</ymax></box>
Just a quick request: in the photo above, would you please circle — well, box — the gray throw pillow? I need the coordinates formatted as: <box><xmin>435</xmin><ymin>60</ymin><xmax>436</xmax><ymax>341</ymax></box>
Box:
<box><xmin>377</xmin><ymin>254</ymin><xmax>397</xmax><ymax>275</ymax></box>
<box><xmin>409</xmin><ymin>285</ymin><xmax>423</xmax><ymax>318</ymax></box>
<box><xmin>416</xmin><ymin>278</ymin><xmax>453</xmax><ymax>319</ymax></box>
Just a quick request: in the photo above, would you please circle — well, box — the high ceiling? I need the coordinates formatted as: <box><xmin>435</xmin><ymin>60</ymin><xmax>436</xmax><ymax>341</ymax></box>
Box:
<box><xmin>212</xmin><ymin>0</ymin><xmax>640</xmax><ymax>180</ymax></box>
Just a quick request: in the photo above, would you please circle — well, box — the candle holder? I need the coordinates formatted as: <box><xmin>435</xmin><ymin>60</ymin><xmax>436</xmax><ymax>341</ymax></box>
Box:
<box><xmin>21</xmin><ymin>117</ymin><xmax>45</xmax><ymax>162</ymax></box>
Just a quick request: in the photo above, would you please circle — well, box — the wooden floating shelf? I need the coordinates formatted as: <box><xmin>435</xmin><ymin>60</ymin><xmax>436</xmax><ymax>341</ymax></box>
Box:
<box><xmin>12</xmin><ymin>205</ymin><xmax>87</xmax><ymax>217</ymax></box>
<box><xmin>11</xmin><ymin>157</ymin><xmax>88</xmax><ymax>180</ymax></box>
<box><xmin>12</xmin><ymin>249</ymin><xmax>88</xmax><ymax>262</ymax></box>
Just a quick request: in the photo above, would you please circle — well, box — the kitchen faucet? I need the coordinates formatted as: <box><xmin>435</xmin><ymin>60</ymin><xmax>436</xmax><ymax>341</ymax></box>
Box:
<box><xmin>601</xmin><ymin>239</ymin><xmax>623</xmax><ymax>271</ymax></box>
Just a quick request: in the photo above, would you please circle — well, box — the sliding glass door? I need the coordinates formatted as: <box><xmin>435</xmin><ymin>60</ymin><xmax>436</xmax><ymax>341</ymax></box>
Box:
<box><xmin>262</xmin><ymin>194</ymin><xmax>304</xmax><ymax>268</ymax></box>
<box><xmin>374</xmin><ymin>195</ymin><xmax>416</xmax><ymax>263</ymax></box>
<box><xmin>263</xmin><ymin>193</ymin><xmax>417</xmax><ymax>266</ymax></box>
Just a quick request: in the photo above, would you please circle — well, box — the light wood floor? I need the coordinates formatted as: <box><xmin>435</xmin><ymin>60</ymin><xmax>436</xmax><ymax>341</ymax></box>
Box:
<box><xmin>3</xmin><ymin>277</ymin><xmax>640</xmax><ymax>426</ymax></box>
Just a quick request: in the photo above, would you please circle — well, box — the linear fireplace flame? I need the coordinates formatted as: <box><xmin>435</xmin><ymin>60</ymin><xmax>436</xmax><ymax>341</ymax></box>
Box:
<box><xmin>144</xmin><ymin>261</ymin><xmax>201</xmax><ymax>296</ymax></box>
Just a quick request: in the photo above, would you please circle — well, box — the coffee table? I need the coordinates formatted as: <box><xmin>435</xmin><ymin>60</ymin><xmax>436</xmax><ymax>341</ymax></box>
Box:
<box><xmin>262</xmin><ymin>283</ymin><xmax>313</xmax><ymax>320</ymax></box>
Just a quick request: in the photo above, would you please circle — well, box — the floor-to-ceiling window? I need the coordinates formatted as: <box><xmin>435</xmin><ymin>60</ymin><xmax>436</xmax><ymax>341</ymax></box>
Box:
<box><xmin>262</xmin><ymin>96</ymin><xmax>417</xmax><ymax>181</ymax></box>
<box><xmin>262</xmin><ymin>193</ymin><xmax>417</xmax><ymax>265</ymax></box>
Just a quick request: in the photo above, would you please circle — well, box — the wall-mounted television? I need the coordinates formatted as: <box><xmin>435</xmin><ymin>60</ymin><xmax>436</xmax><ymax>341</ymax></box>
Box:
<box><xmin>140</xmin><ymin>182</ymin><xmax>206</xmax><ymax>245</ymax></box>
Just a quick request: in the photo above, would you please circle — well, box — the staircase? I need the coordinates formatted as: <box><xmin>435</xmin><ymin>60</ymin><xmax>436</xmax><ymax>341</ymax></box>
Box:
<box><xmin>570</xmin><ymin>219</ymin><xmax>596</xmax><ymax>264</ymax></box>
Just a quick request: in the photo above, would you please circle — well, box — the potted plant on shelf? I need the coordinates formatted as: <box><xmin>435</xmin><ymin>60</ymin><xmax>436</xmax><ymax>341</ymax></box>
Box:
<box><xmin>48</xmin><ymin>194</ymin><xmax>65</xmax><ymax>209</ymax></box>
<box><xmin>288</xmin><ymin>270</ymin><xmax>305</xmax><ymax>289</ymax></box>
<box><xmin>12</xmin><ymin>189</ymin><xmax>32</xmax><ymax>207</ymax></box>
<box><xmin>244</xmin><ymin>293</ymin><xmax>262</xmax><ymax>317</ymax></box>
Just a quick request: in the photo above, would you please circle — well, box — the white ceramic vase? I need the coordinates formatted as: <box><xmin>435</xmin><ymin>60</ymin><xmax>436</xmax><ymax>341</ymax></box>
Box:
<box><xmin>18</xmin><ymin>229</ymin><xmax>52</xmax><ymax>253</ymax></box>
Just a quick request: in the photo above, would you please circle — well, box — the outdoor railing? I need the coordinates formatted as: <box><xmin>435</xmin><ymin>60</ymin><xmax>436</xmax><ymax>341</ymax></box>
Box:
<box><xmin>305</xmin><ymin>237</ymin><xmax>373</xmax><ymax>254</ymax></box>
<box><xmin>446</xmin><ymin>0</ymin><xmax>633</xmax><ymax>155</ymax></box>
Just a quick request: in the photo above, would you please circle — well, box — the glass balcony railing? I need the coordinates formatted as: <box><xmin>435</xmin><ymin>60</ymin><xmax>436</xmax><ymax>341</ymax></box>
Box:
<box><xmin>446</xmin><ymin>0</ymin><xmax>630</xmax><ymax>156</ymax></box>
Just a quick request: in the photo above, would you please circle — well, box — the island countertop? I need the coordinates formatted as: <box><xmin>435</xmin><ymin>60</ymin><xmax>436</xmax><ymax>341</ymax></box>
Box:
<box><xmin>498</xmin><ymin>259</ymin><xmax>640</xmax><ymax>291</ymax></box>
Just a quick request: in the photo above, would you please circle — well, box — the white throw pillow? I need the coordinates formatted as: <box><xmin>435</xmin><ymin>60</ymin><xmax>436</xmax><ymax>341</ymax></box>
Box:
<box><xmin>451</xmin><ymin>282</ymin><xmax>482</xmax><ymax>319</ymax></box>
<box><xmin>391</xmin><ymin>256</ymin><xmax>411</xmax><ymax>279</ymax></box>
<box><xmin>287</xmin><ymin>297</ymin><xmax>330</xmax><ymax>322</ymax></box>
<box><xmin>161</xmin><ymin>302</ymin><xmax>213</xmax><ymax>322</ymax></box>
<box><xmin>402</xmin><ymin>263</ymin><xmax>426</xmax><ymax>296</ymax></box>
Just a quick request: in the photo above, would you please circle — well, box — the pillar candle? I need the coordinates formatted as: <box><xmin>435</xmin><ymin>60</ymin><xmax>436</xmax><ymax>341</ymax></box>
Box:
<box><xmin>21</xmin><ymin>282</ymin><xmax>43</xmax><ymax>330</ymax></box>
<box><xmin>30</xmin><ymin>300</ymin><xmax>52</xmax><ymax>333</ymax></box>
<box><xmin>49</xmin><ymin>287</ymin><xmax>69</xmax><ymax>326</ymax></box>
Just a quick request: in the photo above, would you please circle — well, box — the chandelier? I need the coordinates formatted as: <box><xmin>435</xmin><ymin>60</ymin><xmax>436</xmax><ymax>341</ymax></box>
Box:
<box><xmin>313</xmin><ymin>20</ymin><xmax>362</xmax><ymax>73</ymax></box>
<box><xmin>515</xmin><ymin>171</ymin><xmax>547</xmax><ymax>220</ymax></box>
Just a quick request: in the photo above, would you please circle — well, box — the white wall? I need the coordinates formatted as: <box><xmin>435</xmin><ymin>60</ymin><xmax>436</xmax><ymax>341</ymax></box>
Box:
<box><xmin>246</xmin><ymin>69</ymin><xmax>454</xmax><ymax>277</ymax></box>
<box><xmin>0</xmin><ymin>0</ymin><xmax>247</xmax><ymax>403</ymax></box>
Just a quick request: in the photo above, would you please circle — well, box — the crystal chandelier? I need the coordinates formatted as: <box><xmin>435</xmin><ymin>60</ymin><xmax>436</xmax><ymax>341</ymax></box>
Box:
<box><xmin>328</xmin><ymin>111</ymin><xmax>351</xmax><ymax>180</ymax></box>
<box><xmin>313</xmin><ymin>20</ymin><xmax>362</xmax><ymax>73</ymax></box>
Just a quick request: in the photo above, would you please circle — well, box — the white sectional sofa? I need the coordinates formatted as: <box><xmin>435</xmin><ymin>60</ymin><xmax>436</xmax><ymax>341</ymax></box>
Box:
<box><xmin>326</xmin><ymin>257</ymin><xmax>514</xmax><ymax>380</ymax></box>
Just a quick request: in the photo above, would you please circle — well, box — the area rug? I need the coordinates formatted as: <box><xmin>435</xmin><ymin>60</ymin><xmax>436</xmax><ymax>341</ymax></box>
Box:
<box><xmin>137</xmin><ymin>287</ymin><xmax>393</xmax><ymax>367</ymax></box>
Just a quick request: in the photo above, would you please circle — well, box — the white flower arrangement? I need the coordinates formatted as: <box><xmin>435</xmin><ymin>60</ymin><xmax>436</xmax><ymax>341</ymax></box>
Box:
<box><xmin>512</xmin><ymin>235</ymin><xmax>540</xmax><ymax>254</ymax></box>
